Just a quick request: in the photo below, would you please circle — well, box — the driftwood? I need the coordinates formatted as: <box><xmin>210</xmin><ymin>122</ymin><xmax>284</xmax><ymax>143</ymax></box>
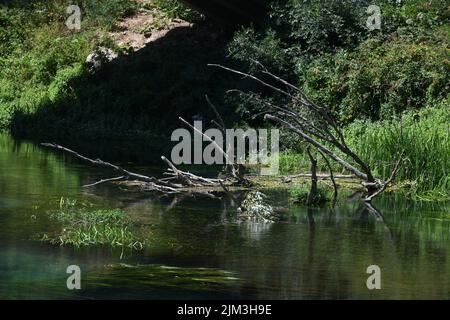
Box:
<box><xmin>318</xmin><ymin>149</ymin><xmax>338</xmax><ymax>201</ymax></box>
<box><xmin>41</xmin><ymin>143</ymin><xmax>234</xmax><ymax>195</ymax></box>
<box><xmin>285</xmin><ymin>173</ymin><xmax>358</xmax><ymax>180</ymax></box>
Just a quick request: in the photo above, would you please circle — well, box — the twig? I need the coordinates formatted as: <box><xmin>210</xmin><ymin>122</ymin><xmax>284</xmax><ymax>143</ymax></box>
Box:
<box><xmin>82</xmin><ymin>176</ymin><xmax>125</xmax><ymax>188</ymax></box>
<box><xmin>364</xmin><ymin>153</ymin><xmax>404</xmax><ymax>202</ymax></box>
<box><xmin>318</xmin><ymin>150</ymin><xmax>338</xmax><ymax>200</ymax></box>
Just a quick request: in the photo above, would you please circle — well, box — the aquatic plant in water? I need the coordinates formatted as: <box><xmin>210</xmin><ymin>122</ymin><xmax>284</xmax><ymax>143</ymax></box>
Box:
<box><xmin>239</xmin><ymin>191</ymin><xmax>276</xmax><ymax>222</ymax></box>
<box><xmin>42</xmin><ymin>206</ymin><xmax>145</xmax><ymax>249</ymax></box>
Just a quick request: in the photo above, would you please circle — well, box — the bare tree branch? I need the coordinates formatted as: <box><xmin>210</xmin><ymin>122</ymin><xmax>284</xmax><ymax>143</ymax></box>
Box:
<box><xmin>364</xmin><ymin>153</ymin><xmax>404</xmax><ymax>202</ymax></box>
<box><xmin>264</xmin><ymin>114</ymin><xmax>369</xmax><ymax>180</ymax></box>
<box><xmin>318</xmin><ymin>150</ymin><xmax>338</xmax><ymax>201</ymax></box>
<box><xmin>82</xmin><ymin>176</ymin><xmax>125</xmax><ymax>188</ymax></box>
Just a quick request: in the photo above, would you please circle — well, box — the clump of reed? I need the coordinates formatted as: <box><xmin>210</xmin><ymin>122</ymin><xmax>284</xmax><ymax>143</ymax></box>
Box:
<box><xmin>280</xmin><ymin>105</ymin><xmax>449</xmax><ymax>200</ymax></box>
<box><xmin>346</xmin><ymin>105</ymin><xmax>449</xmax><ymax>199</ymax></box>
<box><xmin>42</xmin><ymin>199</ymin><xmax>145</xmax><ymax>248</ymax></box>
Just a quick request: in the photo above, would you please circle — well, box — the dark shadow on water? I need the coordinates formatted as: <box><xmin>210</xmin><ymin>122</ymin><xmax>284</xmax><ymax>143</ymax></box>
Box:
<box><xmin>10</xmin><ymin>23</ymin><xmax>254</xmax><ymax>164</ymax></box>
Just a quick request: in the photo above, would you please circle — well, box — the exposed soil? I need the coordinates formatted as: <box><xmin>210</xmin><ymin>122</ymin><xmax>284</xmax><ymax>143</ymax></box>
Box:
<box><xmin>110</xmin><ymin>5</ymin><xmax>193</xmax><ymax>52</ymax></box>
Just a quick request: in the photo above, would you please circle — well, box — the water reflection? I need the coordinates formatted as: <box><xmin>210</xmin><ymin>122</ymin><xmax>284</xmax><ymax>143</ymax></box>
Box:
<box><xmin>0</xmin><ymin>134</ymin><xmax>448</xmax><ymax>299</ymax></box>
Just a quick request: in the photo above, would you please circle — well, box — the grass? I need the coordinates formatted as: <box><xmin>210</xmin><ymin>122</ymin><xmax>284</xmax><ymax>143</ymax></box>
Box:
<box><xmin>42</xmin><ymin>205</ymin><xmax>145</xmax><ymax>249</ymax></box>
<box><xmin>280</xmin><ymin>104</ymin><xmax>450</xmax><ymax>200</ymax></box>
<box><xmin>0</xmin><ymin>0</ymin><xmax>240</xmax><ymax>152</ymax></box>
<box><xmin>346</xmin><ymin>104</ymin><xmax>449</xmax><ymax>199</ymax></box>
<box><xmin>0</xmin><ymin>0</ymin><xmax>139</xmax><ymax>129</ymax></box>
<box><xmin>149</xmin><ymin>0</ymin><xmax>203</xmax><ymax>22</ymax></box>
<box><xmin>290</xmin><ymin>185</ymin><xmax>330</xmax><ymax>206</ymax></box>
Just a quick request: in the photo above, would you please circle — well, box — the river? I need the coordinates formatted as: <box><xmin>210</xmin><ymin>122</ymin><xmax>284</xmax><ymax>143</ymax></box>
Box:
<box><xmin>0</xmin><ymin>134</ymin><xmax>448</xmax><ymax>299</ymax></box>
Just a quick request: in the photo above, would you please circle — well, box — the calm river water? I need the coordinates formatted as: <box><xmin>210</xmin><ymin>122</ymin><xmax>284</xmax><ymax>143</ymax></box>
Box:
<box><xmin>0</xmin><ymin>134</ymin><xmax>448</xmax><ymax>299</ymax></box>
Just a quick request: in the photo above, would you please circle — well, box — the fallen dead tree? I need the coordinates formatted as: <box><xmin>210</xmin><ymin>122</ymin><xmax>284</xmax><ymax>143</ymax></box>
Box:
<box><xmin>210</xmin><ymin>61</ymin><xmax>404</xmax><ymax>203</ymax></box>
<box><xmin>41</xmin><ymin>143</ymin><xmax>236</xmax><ymax>195</ymax></box>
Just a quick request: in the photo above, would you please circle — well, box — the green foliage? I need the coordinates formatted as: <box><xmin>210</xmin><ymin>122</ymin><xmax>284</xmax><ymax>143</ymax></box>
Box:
<box><xmin>229</xmin><ymin>0</ymin><xmax>450</xmax><ymax>122</ymax></box>
<box><xmin>380</xmin><ymin>0</ymin><xmax>450</xmax><ymax>31</ymax></box>
<box><xmin>298</xmin><ymin>37</ymin><xmax>450</xmax><ymax>122</ymax></box>
<box><xmin>290</xmin><ymin>185</ymin><xmax>330</xmax><ymax>205</ymax></box>
<box><xmin>81</xmin><ymin>0</ymin><xmax>139</xmax><ymax>30</ymax></box>
<box><xmin>345</xmin><ymin>104</ymin><xmax>450</xmax><ymax>198</ymax></box>
<box><xmin>150</xmin><ymin>0</ymin><xmax>203</xmax><ymax>22</ymax></box>
<box><xmin>0</xmin><ymin>25</ymin><xmax>92</xmax><ymax>129</ymax></box>
<box><xmin>279</xmin><ymin>152</ymin><xmax>311</xmax><ymax>175</ymax></box>
<box><xmin>229</xmin><ymin>0</ymin><xmax>371</xmax><ymax>74</ymax></box>
<box><xmin>0</xmin><ymin>7</ymin><xmax>28</xmax><ymax>57</ymax></box>
<box><xmin>43</xmin><ymin>205</ymin><xmax>144</xmax><ymax>248</ymax></box>
<box><xmin>228</xmin><ymin>28</ymin><xmax>291</xmax><ymax>74</ymax></box>
<box><xmin>281</xmin><ymin>105</ymin><xmax>450</xmax><ymax>199</ymax></box>
<box><xmin>48</xmin><ymin>63</ymin><xmax>84</xmax><ymax>103</ymax></box>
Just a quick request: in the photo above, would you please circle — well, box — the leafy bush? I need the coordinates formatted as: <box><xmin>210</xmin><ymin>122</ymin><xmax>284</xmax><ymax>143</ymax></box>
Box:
<box><xmin>0</xmin><ymin>8</ymin><xmax>29</xmax><ymax>57</ymax></box>
<box><xmin>380</xmin><ymin>0</ymin><xmax>450</xmax><ymax>31</ymax></box>
<box><xmin>229</xmin><ymin>0</ymin><xmax>450</xmax><ymax>120</ymax></box>
<box><xmin>228</xmin><ymin>28</ymin><xmax>290</xmax><ymax>74</ymax></box>
<box><xmin>298</xmin><ymin>37</ymin><xmax>450</xmax><ymax>123</ymax></box>
<box><xmin>271</xmin><ymin>0</ymin><xmax>368</xmax><ymax>54</ymax></box>
<box><xmin>229</xmin><ymin>0</ymin><xmax>371</xmax><ymax>75</ymax></box>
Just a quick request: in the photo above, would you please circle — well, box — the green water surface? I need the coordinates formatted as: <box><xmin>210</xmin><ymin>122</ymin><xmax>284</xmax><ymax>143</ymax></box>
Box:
<box><xmin>0</xmin><ymin>134</ymin><xmax>448</xmax><ymax>299</ymax></box>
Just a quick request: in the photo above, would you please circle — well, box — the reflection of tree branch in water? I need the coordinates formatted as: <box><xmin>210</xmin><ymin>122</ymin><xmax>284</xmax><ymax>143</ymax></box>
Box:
<box><xmin>307</xmin><ymin>207</ymin><xmax>315</xmax><ymax>230</ymax></box>
<box><xmin>363</xmin><ymin>202</ymin><xmax>395</xmax><ymax>241</ymax></box>
<box><xmin>347</xmin><ymin>190</ymin><xmax>363</xmax><ymax>202</ymax></box>
<box><xmin>162</xmin><ymin>194</ymin><xmax>188</xmax><ymax>214</ymax></box>
<box><xmin>307</xmin><ymin>207</ymin><xmax>315</xmax><ymax>265</ymax></box>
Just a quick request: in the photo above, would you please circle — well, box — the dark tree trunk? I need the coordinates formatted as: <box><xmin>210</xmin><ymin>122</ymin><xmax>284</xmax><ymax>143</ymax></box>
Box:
<box><xmin>306</xmin><ymin>147</ymin><xmax>318</xmax><ymax>206</ymax></box>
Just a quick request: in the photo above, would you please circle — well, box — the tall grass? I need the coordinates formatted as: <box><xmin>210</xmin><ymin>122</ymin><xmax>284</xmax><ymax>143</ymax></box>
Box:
<box><xmin>43</xmin><ymin>206</ymin><xmax>145</xmax><ymax>248</ymax></box>
<box><xmin>280</xmin><ymin>104</ymin><xmax>450</xmax><ymax>199</ymax></box>
<box><xmin>346</xmin><ymin>104</ymin><xmax>449</xmax><ymax>198</ymax></box>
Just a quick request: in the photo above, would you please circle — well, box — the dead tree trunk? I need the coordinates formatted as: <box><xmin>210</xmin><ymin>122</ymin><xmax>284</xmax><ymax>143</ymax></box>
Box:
<box><xmin>210</xmin><ymin>62</ymin><xmax>403</xmax><ymax>202</ymax></box>
<box><xmin>306</xmin><ymin>147</ymin><xmax>318</xmax><ymax>206</ymax></box>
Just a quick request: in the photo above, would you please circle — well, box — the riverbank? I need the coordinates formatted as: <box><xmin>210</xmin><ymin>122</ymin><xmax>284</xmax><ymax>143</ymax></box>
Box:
<box><xmin>1</xmin><ymin>0</ymin><xmax>238</xmax><ymax>146</ymax></box>
<box><xmin>1</xmin><ymin>0</ymin><xmax>448</xmax><ymax>197</ymax></box>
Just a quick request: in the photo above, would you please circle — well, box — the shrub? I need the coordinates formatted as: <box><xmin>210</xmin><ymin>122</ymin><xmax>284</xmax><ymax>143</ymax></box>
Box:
<box><xmin>229</xmin><ymin>0</ymin><xmax>370</xmax><ymax>73</ymax></box>
<box><xmin>298</xmin><ymin>37</ymin><xmax>450</xmax><ymax>123</ymax></box>
<box><xmin>228</xmin><ymin>0</ymin><xmax>450</xmax><ymax>122</ymax></box>
<box><xmin>271</xmin><ymin>0</ymin><xmax>368</xmax><ymax>54</ymax></box>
